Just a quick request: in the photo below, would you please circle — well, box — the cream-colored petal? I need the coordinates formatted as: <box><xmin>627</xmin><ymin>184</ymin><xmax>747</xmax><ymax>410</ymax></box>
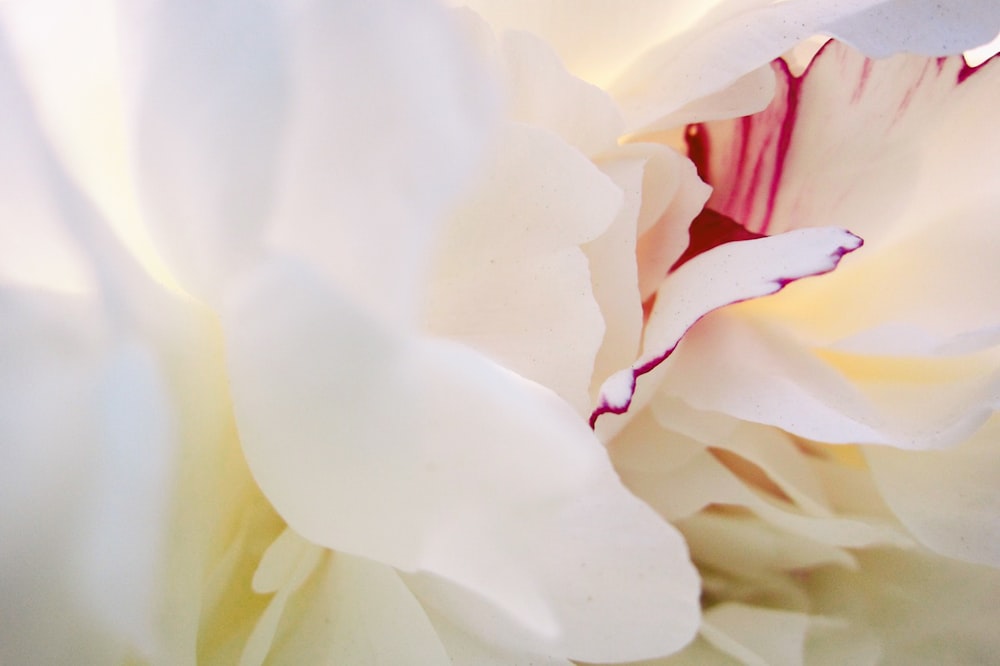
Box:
<box><xmin>262</xmin><ymin>554</ymin><xmax>452</xmax><ymax>666</ymax></box>
<box><xmin>460</xmin><ymin>1</ymin><xmax>1000</xmax><ymax>131</ymax></box>
<box><xmin>612</xmin><ymin>0</ymin><xmax>1000</xmax><ymax>130</ymax></box>
<box><xmin>223</xmin><ymin>260</ymin><xmax>699</xmax><ymax>662</ymax></box>
<box><xmin>586</xmin><ymin>152</ymin><xmax>646</xmax><ymax>395</ymax></box>
<box><xmin>808</xmin><ymin>547</ymin><xmax>1000</xmax><ymax>663</ymax></box>
<box><xmin>239</xmin><ymin>530</ymin><xmax>324</xmax><ymax>666</ymax></box>
<box><xmin>0</xmin><ymin>31</ymin><xmax>192</xmax><ymax>662</ymax></box>
<box><xmin>453</xmin><ymin>1</ymin><xmax>712</xmax><ymax>90</ymax></box>
<box><xmin>0</xmin><ymin>0</ymin><xmax>171</xmax><ymax>284</ymax></box>
<box><xmin>662</xmin><ymin>310</ymin><xmax>1000</xmax><ymax>450</ymax></box>
<box><xmin>500</xmin><ymin>29</ymin><xmax>624</xmax><ymax>157</ymax></box>
<box><xmin>864</xmin><ymin>412</ymin><xmax>1000</xmax><ymax>567</ymax></box>
<box><xmin>423</xmin><ymin>608</ymin><xmax>574</xmax><ymax>666</ymax></box>
<box><xmin>592</xmin><ymin>227</ymin><xmax>861</xmax><ymax>429</ymax></box>
<box><xmin>424</xmin><ymin>123</ymin><xmax>618</xmax><ymax>413</ymax></box>
<box><xmin>701</xmin><ymin>603</ymin><xmax>811</xmax><ymax>666</ymax></box>
<box><xmin>633</xmin><ymin>144</ymin><xmax>711</xmax><ymax>302</ymax></box>
<box><xmin>120</xmin><ymin>0</ymin><xmax>497</xmax><ymax>317</ymax></box>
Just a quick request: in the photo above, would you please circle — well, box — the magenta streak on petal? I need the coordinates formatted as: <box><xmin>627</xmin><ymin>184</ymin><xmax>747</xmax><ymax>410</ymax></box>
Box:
<box><xmin>850</xmin><ymin>59</ymin><xmax>874</xmax><ymax>103</ymax></box>
<box><xmin>762</xmin><ymin>61</ymin><xmax>800</xmax><ymax>234</ymax></box>
<box><xmin>686</xmin><ymin>60</ymin><xmax>801</xmax><ymax>236</ymax></box>
<box><xmin>669</xmin><ymin>208</ymin><xmax>766</xmax><ymax>273</ymax></box>
<box><xmin>686</xmin><ymin>124</ymin><xmax>711</xmax><ymax>183</ymax></box>
<box><xmin>589</xmin><ymin>233</ymin><xmax>863</xmax><ymax>429</ymax></box>
<box><xmin>957</xmin><ymin>50</ymin><xmax>999</xmax><ymax>83</ymax></box>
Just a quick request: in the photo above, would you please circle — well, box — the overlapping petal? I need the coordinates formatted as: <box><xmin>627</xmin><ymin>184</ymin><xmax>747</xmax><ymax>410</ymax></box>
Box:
<box><xmin>110</xmin><ymin>1</ymin><xmax>706</xmax><ymax>661</ymax></box>
<box><xmin>0</xmin><ymin>21</ymin><xmax>260</xmax><ymax>663</ymax></box>
<box><xmin>223</xmin><ymin>259</ymin><xmax>699</xmax><ymax>661</ymax></box>
<box><xmin>423</xmin><ymin>123</ymin><xmax>618</xmax><ymax>413</ymax></box>
<box><xmin>592</xmin><ymin>226</ymin><xmax>861</xmax><ymax>431</ymax></box>
<box><xmin>457</xmin><ymin>0</ymin><xmax>1000</xmax><ymax>131</ymax></box>
<box><xmin>663</xmin><ymin>43</ymin><xmax>1000</xmax><ymax>449</ymax></box>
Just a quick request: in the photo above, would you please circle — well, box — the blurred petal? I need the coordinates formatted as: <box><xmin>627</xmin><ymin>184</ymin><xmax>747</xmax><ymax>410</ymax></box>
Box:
<box><xmin>808</xmin><ymin>547</ymin><xmax>1000</xmax><ymax>663</ymax></box>
<box><xmin>223</xmin><ymin>260</ymin><xmax>699</xmax><ymax>662</ymax></box>
<box><xmin>701</xmin><ymin>603</ymin><xmax>811</xmax><ymax>666</ymax></box>
<box><xmin>864</xmin><ymin>413</ymin><xmax>1000</xmax><ymax>567</ymax></box>
<box><xmin>423</xmin><ymin>608</ymin><xmax>574</xmax><ymax>666</ymax></box>
<box><xmin>120</xmin><ymin>0</ymin><xmax>496</xmax><ymax>317</ymax></box>
<box><xmin>116</xmin><ymin>0</ymin><xmax>287</xmax><ymax>301</ymax></box>
<box><xmin>258</xmin><ymin>552</ymin><xmax>452</xmax><ymax>666</ymax></box>
<box><xmin>610</xmin><ymin>408</ymin><xmax>910</xmax><ymax>549</ymax></box>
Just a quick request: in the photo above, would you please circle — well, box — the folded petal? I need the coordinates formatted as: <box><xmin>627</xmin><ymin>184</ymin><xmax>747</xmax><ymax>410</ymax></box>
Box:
<box><xmin>499</xmin><ymin>29</ymin><xmax>624</xmax><ymax>158</ymax></box>
<box><xmin>223</xmin><ymin>259</ymin><xmax>699</xmax><ymax>662</ymax></box>
<box><xmin>424</xmin><ymin>123</ymin><xmax>618</xmax><ymax>413</ymax></box>
<box><xmin>591</xmin><ymin>226</ymin><xmax>861</xmax><ymax>429</ymax></box>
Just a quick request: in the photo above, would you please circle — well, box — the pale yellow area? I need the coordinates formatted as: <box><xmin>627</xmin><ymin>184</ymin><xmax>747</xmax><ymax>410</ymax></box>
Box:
<box><xmin>815</xmin><ymin>347</ymin><xmax>993</xmax><ymax>385</ymax></box>
<box><xmin>4</xmin><ymin>0</ymin><xmax>181</xmax><ymax>291</ymax></box>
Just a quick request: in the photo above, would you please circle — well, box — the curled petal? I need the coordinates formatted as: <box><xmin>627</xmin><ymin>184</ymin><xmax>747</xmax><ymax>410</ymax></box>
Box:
<box><xmin>591</xmin><ymin>227</ymin><xmax>861</xmax><ymax>428</ymax></box>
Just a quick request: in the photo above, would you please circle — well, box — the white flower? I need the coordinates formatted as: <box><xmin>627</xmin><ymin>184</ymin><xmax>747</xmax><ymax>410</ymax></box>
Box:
<box><xmin>2</xmin><ymin>1</ymin><xmax>999</xmax><ymax>664</ymax></box>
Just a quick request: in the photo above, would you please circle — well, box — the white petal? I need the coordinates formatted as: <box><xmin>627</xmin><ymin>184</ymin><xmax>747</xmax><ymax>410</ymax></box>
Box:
<box><xmin>661</xmin><ymin>311</ymin><xmax>1000</xmax><ymax>449</ymax></box>
<box><xmin>613</xmin><ymin>0</ymin><xmax>1000</xmax><ymax>131</ymax></box>
<box><xmin>609</xmin><ymin>407</ymin><xmax>909</xmax><ymax>549</ymax></box>
<box><xmin>500</xmin><ymin>29</ymin><xmax>624</xmax><ymax>157</ymax></box>
<box><xmin>424</xmin><ymin>123</ymin><xmax>618</xmax><ymax>413</ymax></box>
<box><xmin>120</xmin><ymin>0</ymin><xmax>497</xmax><ymax>315</ymax></box>
<box><xmin>223</xmin><ymin>259</ymin><xmax>699</xmax><ymax>662</ymax></box>
<box><xmin>864</xmin><ymin>413</ymin><xmax>1000</xmax><ymax>567</ymax></box>
<box><xmin>423</xmin><ymin>608</ymin><xmax>574</xmax><ymax>666</ymax></box>
<box><xmin>0</xmin><ymin>0</ymin><xmax>168</xmax><ymax>283</ymax></box>
<box><xmin>632</xmin><ymin>144</ymin><xmax>711</xmax><ymax>302</ymax></box>
<box><xmin>262</xmin><ymin>553</ymin><xmax>452</xmax><ymax>666</ymax></box>
<box><xmin>459</xmin><ymin>1</ymin><xmax>1000</xmax><ymax>131</ymax></box>
<box><xmin>0</xmin><ymin>28</ymin><xmax>191</xmax><ymax>661</ymax></box>
<box><xmin>585</xmin><ymin>152</ymin><xmax>646</xmax><ymax>395</ymax></box>
<box><xmin>592</xmin><ymin>227</ymin><xmax>861</xmax><ymax>429</ymax></box>
<box><xmin>116</xmin><ymin>0</ymin><xmax>287</xmax><ymax>301</ymax></box>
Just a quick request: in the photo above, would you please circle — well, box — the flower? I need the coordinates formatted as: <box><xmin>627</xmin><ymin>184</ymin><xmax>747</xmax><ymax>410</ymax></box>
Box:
<box><xmin>607</xmin><ymin>38</ymin><xmax>1000</xmax><ymax>664</ymax></box>
<box><xmin>2</xmin><ymin>1</ymin><xmax>999</xmax><ymax>665</ymax></box>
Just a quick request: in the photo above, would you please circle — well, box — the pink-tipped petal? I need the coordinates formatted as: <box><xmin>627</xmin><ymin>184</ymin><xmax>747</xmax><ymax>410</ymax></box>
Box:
<box><xmin>591</xmin><ymin>227</ymin><xmax>861</xmax><ymax>428</ymax></box>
